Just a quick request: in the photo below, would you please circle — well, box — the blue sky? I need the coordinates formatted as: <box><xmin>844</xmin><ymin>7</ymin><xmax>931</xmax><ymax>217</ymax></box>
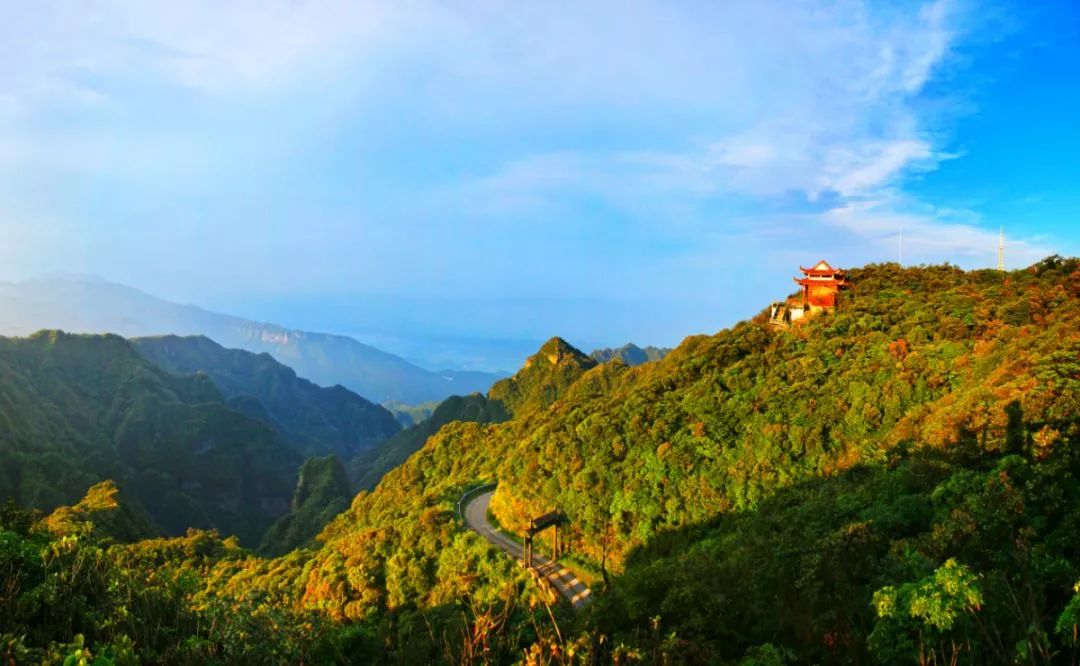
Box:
<box><xmin>1</xmin><ymin>0</ymin><xmax>1077</xmax><ymax>370</ymax></box>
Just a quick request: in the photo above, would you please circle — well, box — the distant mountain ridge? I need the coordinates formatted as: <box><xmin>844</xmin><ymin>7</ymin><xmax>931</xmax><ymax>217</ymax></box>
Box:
<box><xmin>589</xmin><ymin>342</ymin><xmax>670</xmax><ymax>365</ymax></box>
<box><xmin>131</xmin><ymin>335</ymin><xmax>402</xmax><ymax>460</ymax></box>
<box><xmin>0</xmin><ymin>275</ymin><xmax>503</xmax><ymax>404</ymax></box>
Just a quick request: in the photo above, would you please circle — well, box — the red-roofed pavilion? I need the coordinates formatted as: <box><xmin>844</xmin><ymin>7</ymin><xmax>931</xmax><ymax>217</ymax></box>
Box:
<box><xmin>794</xmin><ymin>260</ymin><xmax>848</xmax><ymax>308</ymax></box>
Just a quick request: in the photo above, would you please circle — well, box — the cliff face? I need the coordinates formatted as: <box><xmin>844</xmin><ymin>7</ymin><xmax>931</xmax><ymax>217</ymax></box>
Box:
<box><xmin>259</xmin><ymin>455</ymin><xmax>353</xmax><ymax>555</ymax></box>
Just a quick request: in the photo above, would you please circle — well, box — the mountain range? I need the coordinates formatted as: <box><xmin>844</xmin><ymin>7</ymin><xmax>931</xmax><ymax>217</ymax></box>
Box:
<box><xmin>6</xmin><ymin>259</ymin><xmax>1079</xmax><ymax>664</ymax></box>
<box><xmin>131</xmin><ymin>335</ymin><xmax>402</xmax><ymax>460</ymax></box>
<box><xmin>0</xmin><ymin>330</ymin><xmax>301</xmax><ymax>546</ymax></box>
<box><xmin>0</xmin><ymin>275</ymin><xmax>504</xmax><ymax>404</ymax></box>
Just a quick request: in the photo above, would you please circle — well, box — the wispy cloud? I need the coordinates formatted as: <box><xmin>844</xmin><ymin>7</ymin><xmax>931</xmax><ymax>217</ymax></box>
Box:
<box><xmin>435</xmin><ymin>0</ymin><xmax>1043</xmax><ymax>266</ymax></box>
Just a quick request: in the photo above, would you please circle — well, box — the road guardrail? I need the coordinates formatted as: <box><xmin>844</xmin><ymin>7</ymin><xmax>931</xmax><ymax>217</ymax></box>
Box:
<box><xmin>456</xmin><ymin>482</ymin><xmax>497</xmax><ymax>521</ymax></box>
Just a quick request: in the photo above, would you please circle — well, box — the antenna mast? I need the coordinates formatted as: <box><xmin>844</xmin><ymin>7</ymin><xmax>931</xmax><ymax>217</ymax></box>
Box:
<box><xmin>997</xmin><ymin>226</ymin><xmax>1005</xmax><ymax>271</ymax></box>
<box><xmin>898</xmin><ymin>223</ymin><xmax>903</xmax><ymax>265</ymax></box>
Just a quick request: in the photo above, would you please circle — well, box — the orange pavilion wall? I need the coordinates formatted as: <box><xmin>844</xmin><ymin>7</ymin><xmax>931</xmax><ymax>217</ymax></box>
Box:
<box><xmin>807</xmin><ymin>284</ymin><xmax>838</xmax><ymax>307</ymax></box>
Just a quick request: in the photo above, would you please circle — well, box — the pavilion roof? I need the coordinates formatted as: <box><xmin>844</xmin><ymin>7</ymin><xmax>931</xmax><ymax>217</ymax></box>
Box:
<box><xmin>799</xmin><ymin>260</ymin><xmax>844</xmax><ymax>276</ymax></box>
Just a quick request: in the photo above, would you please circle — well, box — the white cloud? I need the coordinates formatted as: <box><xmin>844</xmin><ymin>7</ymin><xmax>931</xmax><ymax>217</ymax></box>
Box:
<box><xmin>432</xmin><ymin>0</ymin><xmax>1050</xmax><ymax>266</ymax></box>
<box><xmin>822</xmin><ymin>197</ymin><xmax>1052</xmax><ymax>268</ymax></box>
<box><xmin>824</xmin><ymin>139</ymin><xmax>936</xmax><ymax>197</ymax></box>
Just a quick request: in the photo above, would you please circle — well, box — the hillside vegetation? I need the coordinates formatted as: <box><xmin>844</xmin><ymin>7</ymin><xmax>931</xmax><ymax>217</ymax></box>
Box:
<box><xmin>3</xmin><ymin>259</ymin><xmax>1079</xmax><ymax>664</ymax></box>
<box><xmin>347</xmin><ymin>393</ymin><xmax>509</xmax><ymax>490</ymax></box>
<box><xmin>345</xmin><ymin>338</ymin><xmax>591</xmax><ymax>490</ymax></box>
<box><xmin>259</xmin><ymin>455</ymin><xmax>353</xmax><ymax>555</ymax></box>
<box><xmin>299</xmin><ymin>259</ymin><xmax>1080</xmax><ymax>662</ymax></box>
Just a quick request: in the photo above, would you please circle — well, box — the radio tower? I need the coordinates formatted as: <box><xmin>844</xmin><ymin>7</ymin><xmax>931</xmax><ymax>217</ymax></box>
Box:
<box><xmin>997</xmin><ymin>226</ymin><xmax>1005</xmax><ymax>271</ymax></box>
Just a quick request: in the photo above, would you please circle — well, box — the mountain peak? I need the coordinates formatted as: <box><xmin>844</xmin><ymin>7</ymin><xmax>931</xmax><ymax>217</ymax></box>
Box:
<box><xmin>488</xmin><ymin>336</ymin><xmax>597</xmax><ymax>416</ymax></box>
<box><xmin>531</xmin><ymin>337</ymin><xmax>592</xmax><ymax>369</ymax></box>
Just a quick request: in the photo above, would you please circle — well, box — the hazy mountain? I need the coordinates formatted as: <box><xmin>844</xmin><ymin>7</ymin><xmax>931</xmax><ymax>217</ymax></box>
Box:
<box><xmin>131</xmin><ymin>335</ymin><xmax>402</xmax><ymax>460</ymax></box>
<box><xmin>0</xmin><ymin>275</ymin><xmax>503</xmax><ymax>404</ymax></box>
<box><xmin>589</xmin><ymin>342</ymin><xmax>671</xmax><ymax>365</ymax></box>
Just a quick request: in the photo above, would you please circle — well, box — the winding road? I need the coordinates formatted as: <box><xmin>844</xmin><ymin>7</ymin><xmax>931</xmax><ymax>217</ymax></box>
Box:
<box><xmin>462</xmin><ymin>489</ymin><xmax>593</xmax><ymax>610</ymax></box>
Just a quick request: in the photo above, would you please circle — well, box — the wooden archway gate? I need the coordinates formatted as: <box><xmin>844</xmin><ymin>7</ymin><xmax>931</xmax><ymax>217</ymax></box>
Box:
<box><xmin>523</xmin><ymin>511</ymin><xmax>561</xmax><ymax>568</ymax></box>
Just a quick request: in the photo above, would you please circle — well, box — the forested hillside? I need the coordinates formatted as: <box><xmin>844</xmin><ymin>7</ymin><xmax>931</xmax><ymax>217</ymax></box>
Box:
<box><xmin>300</xmin><ymin>258</ymin><xmax>1080</xmax><ymax>661</ymax></box>
<box><xmin>487</xmin><ymin>337</ymin><xmax>598</xmax><ymax>416</ymax></box>
<box><xmin>0</xmin><ymin>331</ymin><xmax>301</xmax><ymax>545</ymax></box>
<box><xmin>132</xmin><ymin>335</ymin><xmax>401</xmax><ymax>459</ymax></box>
<box><xmin>259</xmin><ymin>455</ymin><xmax>353</xmax><ymax>555</ymax></box>
<box><xmin>347</xmin><ymin>393</ymin><xmax>509</xmax><ymax>490</ymax></box>
<box><xmin>3</xmin><ymin>260</ymin><xmax>1079</xmax><ymax>664</ymax></box>
<box><xmin>345</xmin><ymin>338</ymin><xmax>591</xmax><ymax>490</ymax></box>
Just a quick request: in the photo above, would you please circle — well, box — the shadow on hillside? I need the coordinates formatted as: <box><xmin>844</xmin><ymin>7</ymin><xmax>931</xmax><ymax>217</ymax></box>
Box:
<box><xmin>593</xmin><ymin>425</ymin><xmax>1066</xmax><ymax>664</ymax></box>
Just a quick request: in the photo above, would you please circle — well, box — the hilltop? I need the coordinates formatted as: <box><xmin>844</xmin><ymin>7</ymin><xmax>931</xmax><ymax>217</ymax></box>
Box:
<box><xmin>487</xmin><ymin>336</ymin><xmax>598</xmax><ymax>416</ymax></box>
<box><xmin>347</xmin><ymin>336</ymin><xmax>595</xmax><ymax>490</ymax></box>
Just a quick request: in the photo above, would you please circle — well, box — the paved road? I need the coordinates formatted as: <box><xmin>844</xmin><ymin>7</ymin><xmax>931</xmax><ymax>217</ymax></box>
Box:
<box><xmin>463</xmin><ymin>489</ymin><xmax>593</xmax><ymax>610</ymax></box>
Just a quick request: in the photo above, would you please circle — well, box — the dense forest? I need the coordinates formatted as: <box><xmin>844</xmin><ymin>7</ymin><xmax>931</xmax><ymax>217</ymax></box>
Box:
<box><xmin>2</xmin><ymin>259</ymin><xmax>1079</xmax><ymax>664</ymax></box>
<box><xmin>347</xmin><ymin>393</ymin><xmax>509</xmax><ymax>491</ymax></box>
